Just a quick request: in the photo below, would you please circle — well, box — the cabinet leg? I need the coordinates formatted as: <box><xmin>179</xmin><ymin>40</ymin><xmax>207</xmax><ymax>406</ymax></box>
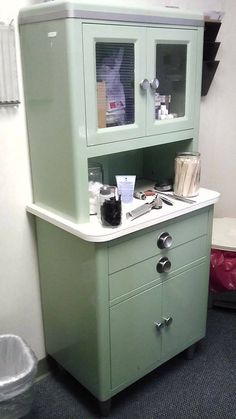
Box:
<box><xmin>98</xmin><ymin>399</ymin><xmax>111</xmax><ymax>417</ymax></box>
<box><xmin>185</xmin><ymin>343</ymin><xmax>197</xmax><ymax>360</ymax></box>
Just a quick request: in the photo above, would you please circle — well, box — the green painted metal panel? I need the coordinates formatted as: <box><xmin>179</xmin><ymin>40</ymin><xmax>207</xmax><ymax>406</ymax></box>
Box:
<box><xmin>86</xmin><ymin>128</ymin><xmax>195</xmax><ymax>158</ymax></box>
<box><xmin>110</xmin><ymin>283</ymin><xmax>162</xmax><ymax>389</ymax></box>
<box><xmin>162</xmin><ymin>262</ymin><xmax>209</xmax><ymax>357</ymax></box>
<box><xmin>192</xmin><ymin>27</ymin><xmax>204</xmax><ymax>149</ymax></box>
<box><xmin>108</xmin><ymin>209</ymin><xmax>209</xmax><ymax>273</ymax></box>
<box><xmin>143</xmin><ymin>139</ymin><xmax>194</xmax><ymax>182</ymax></box>
<box><xmin>36</xmin><ymin>219</ymin><xmax>111</xmax><ymax>400</ymax></box>
<box><xmin>20</xmin><ymin>19</ymin><xmax>89</xmax><ymax>223</ymax></box>
<box><xmin>109</xmin><ymin>235</ymin><xmax>206</xmax><ymax>302</ymax></box>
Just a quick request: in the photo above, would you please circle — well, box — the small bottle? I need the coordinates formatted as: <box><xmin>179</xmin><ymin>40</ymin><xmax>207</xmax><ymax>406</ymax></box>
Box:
<box><xmin>174</xmin><ymin>152</ymin><xmax>201</xmax><ymax>197</ymax></box>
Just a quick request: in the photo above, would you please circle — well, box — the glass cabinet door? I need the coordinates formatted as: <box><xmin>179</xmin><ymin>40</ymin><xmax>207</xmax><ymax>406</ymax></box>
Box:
<box><xmin>146</xmin><ymin>28</ymin><xmax>197</xmax><ymax>136</ymax></box>
<box><xmin>83</xmin><ymin>24</ymin><xmax>146</xmax><ymax>147</ymax></box>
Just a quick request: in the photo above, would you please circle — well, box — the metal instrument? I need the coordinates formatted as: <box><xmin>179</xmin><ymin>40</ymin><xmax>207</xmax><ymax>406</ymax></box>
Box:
<box><xmin>157</xmin><ymin>192</ymin><xmax>196</xmax><ymax>204</ymax></box>
<box><xmin>127</xmin><ymin>196</ymin><xmax>162</xmax><ymax>221</ymax></box>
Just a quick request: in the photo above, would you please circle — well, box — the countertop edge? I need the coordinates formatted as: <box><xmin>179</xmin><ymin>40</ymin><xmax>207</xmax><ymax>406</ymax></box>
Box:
<box><xmin>26</xmin><ymin>189</ymin><xmax>220</xmax><ymax>242</ymax></box>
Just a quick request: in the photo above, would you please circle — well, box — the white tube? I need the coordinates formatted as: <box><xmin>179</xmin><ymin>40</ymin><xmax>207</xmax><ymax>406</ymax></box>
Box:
<box><xmin>116</xmin><ymin>175</ymin><xmax>136</xmax><ymax>204</ymax></box>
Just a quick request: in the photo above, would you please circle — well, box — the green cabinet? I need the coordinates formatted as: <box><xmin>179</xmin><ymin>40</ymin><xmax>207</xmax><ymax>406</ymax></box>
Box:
<box><xmin>18</xmin><ymin>2</ymin><xmax>212</xmax><ymax>414</ymax></box>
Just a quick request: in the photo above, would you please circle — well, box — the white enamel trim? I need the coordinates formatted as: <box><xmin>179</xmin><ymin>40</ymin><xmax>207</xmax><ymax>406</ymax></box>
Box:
<box><xmin>27</xmin><ymin>188</ymin><xmax>220</xmax><ymax>243</ymax></box>
<box><xmin>19</xmin><ymin>10</ymin><xmax>204</xmax><ymax>27</ymax></box>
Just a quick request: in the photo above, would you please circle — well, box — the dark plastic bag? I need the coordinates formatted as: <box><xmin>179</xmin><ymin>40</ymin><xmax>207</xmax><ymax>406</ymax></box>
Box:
<box><xmin>210</xmin><ymin>249</ymin><xmax>236</xmax><ymax>292</ymax></box>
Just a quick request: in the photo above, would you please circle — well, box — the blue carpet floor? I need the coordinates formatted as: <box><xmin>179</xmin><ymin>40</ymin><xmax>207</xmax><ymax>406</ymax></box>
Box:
<box><xmin>27</xmin><ymin>308</ymin><xmax>236</xmax><ymax>418</ymax></box>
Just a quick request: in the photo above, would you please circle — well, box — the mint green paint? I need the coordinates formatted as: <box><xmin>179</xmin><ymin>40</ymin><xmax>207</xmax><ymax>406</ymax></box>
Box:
<box><xmin>109</xmin><ymin>236</ymin><xmax>206</xmax><ymax>302</ymax></box>
<box><xmin>36</xmin><ymin>219</ymin><xmax>111</xmax><ymax>400</ymax></box>
<box><xmin>110</xmin><ymin>283</ymin><xmax>162</xmax><ymax>389</ymax></box>
<box><xmin>20</xmin><ymin>19</ymin><xmax>89</xmax><ymax>223</ymax></box>
<box><xmin>108</xmin><ymin>209</ymin><xmax>208</xmax><ymax>273</ymax></box>
<box><xmin>162</xmin><ymin>262</ymin><xmax>209</xmax><ymax>357</ymax></box>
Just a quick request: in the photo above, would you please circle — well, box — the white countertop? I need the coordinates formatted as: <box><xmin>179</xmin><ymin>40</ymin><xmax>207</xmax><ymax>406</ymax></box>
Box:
<box><xmin>26</xmin><ymin>187</ymin><xmax>220</xmax><ymax>242</ymax></box>
<box><xmin>212</xmin><ymin>217</ymin><xmax>236</xmax><ymax>251</ymax></box>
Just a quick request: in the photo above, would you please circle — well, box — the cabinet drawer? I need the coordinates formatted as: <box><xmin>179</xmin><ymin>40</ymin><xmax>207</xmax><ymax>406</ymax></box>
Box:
<box><xmin>108</xmin><ymin>210</ymin><xmax>209</xmax><ymax>273</ymax></box>
<box><xmin>109</xmin><ymin>235</ymin><xmax>207</xmax><ymax>301</ymax></box>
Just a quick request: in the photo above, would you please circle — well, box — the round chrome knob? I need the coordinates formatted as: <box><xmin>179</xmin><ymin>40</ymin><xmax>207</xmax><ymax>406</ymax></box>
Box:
<box><xmin>156</xmin><ymin>257</ymin><xmax>171</xmax><ymax>273</ymax></box>
<box><xmin>157</xmin><ymin>232</ymin><xmax>173</xmax><ymax>249</ymax></box>
<box><xmin>162</xmin><ymin>316</ymin><xmax>173</xmax><ymax>326</ymax></box>
<box><xmin>140</xmin><ymin>78</ymin><xmax>150</xmax><ymax>91</ymax></box>
<box><xmin>150</xmin><ymin>78</ymin><xmax>159</xmax><ymax>90</ymax></box>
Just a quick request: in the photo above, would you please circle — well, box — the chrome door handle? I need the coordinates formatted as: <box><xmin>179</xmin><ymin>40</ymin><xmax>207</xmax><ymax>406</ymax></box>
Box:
<box><xmin>154</xmin><ymin>321</ymin><xmax>164</xmax><ymax>330</ymax></box>
<box><xmin>140</xmin><ymin>78</ymin><xmax>150</xmax><ymax>91</ymax></box>
<box><xmin>163</xmin><ymin>317</ymin><xmax>173</xmax><ymax>326</ymax></box>
<box><xmin>150</xmin><ymin>78</ymin><xmax>159</xmax><ymax>90</ymax></box>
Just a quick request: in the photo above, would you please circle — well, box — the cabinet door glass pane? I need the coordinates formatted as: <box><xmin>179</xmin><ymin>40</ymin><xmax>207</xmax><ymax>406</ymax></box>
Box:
<box><xmin>155</xmin><ymin>44</ymin><xmax>187</xmax><ymax>120</ymax></box>
<box><xmin>96</xmin><ymin>42</ymin><xmax>134</xmax><ymax>128</ymax></box>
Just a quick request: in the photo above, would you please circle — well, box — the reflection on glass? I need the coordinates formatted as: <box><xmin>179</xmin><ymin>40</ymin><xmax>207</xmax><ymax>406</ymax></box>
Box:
<box><xmin>96</xmin><ymin>42</ymin><xmax>134</xmax><ymax>128</ymax></box>
<box><xmin>155</xmin><ymin>44</ymin><xmax>187</xmax><ymax>120</ymax></box>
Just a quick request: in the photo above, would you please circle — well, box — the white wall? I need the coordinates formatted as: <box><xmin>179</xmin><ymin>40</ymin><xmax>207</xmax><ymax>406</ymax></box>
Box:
<box><xmin>198</xmin><ymin>0</ymin><xmax>236</xmax><ymax>217</ymax></box>
<box><xmin>0</xmin><ymin>0</ymin><xmax>234</xmax><ymax>360</ymax></box>
<box><xmin>0</xmin><ymin>0</ymin><xmax>45</xmax><ymax>359</ymax></box>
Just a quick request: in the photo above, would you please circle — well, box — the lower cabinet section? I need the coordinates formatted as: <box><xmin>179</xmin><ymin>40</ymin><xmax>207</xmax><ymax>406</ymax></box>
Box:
<box><xmin>110</xmin><ymin>262</ymin><xmax>208</xmax><ymax>389</ymax></box>
<box><xmin>36</xmin><ymin>207</ymin><xmax>213</xmax><ymax>411</ymax></box>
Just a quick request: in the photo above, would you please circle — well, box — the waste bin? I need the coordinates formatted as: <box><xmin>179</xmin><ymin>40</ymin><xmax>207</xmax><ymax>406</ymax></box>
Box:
<box><xmin>0</xmin><ymin>334</ymin><xmax>37</xmax><ymax>419</ymax></box>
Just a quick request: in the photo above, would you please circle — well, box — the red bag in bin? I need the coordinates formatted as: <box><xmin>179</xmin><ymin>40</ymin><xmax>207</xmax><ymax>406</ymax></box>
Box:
<box><xmin>210</xmin><ymin>249</ymin><xmax>236</xmax><ymax>292</ymax></box>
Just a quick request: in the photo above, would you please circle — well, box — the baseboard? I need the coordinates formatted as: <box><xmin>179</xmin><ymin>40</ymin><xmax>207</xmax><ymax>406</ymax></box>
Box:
<box><xmin>36</xmin><ymin>355</ymin><xmax>58</xmax><ymax>381</ymax></box>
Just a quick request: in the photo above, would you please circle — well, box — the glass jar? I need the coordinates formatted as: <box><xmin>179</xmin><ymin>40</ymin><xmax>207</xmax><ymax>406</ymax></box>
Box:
<box><xmin>173</xmin><ymin>152</ymin><xmax>201</xmax><ymax>197</ymax></box>
<box><xmin>88</xmin><ymin>162</ymin><xmax>104</xmax><ymax>215</ymax></box>
<box><xmin>88</xmin><ymin>162</ymin><xmax>103</xmax><ymax>184</ymax></box>
<box><xmin>98</xmin><ymin>185</ymin><xmax>121</xmax><ymax>227</ymax></box>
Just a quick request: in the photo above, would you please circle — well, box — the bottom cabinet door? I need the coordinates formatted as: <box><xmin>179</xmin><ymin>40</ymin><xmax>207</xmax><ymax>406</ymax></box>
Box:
<box><xmin>162</xmin><ymin>262</ymin><xmax>209</xmax><ymax>358</ymax></box>
<box><xmin>110</xmin><ymin>284</ymin><xmax>162</xmax><ymax>389</ymax></box>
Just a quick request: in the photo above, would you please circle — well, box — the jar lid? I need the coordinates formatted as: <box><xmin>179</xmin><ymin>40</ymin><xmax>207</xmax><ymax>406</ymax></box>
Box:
<box><xmin>176</xmin><ymin>151</ymin><xmax>200</xmax><ymax>158</ymax></box>
<box><xmin>88</xmin><ymin>162</ymin><xmax>103</xmax><ymax>169</ymax></box>
<box><xmin>100</xmin><ymin>185</ymin><xmax>113</xmax><ymax>195</ymax></box>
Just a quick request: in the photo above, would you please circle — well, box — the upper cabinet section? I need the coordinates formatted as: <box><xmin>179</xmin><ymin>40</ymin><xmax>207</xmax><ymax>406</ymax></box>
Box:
<box><xmin>83</xmin><ymin>24</ymin><xmax>198</xmax><ymax>147</ymax></box>
<box><xmin>19</xmin><ymin>1</ymin><xmax>204</xmax><ymax>156</ymax></box>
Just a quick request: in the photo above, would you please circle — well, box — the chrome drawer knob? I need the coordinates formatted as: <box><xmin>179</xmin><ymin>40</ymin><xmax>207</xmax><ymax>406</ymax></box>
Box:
<box><xmin>154</xmin><ymin>321</ymin><xmax>164</xmax><ymax>330</ymax></box>
<box><xmin>163</xmin><ymin>316</ymin><xmax>173</xmax><ymax>326</ymax></box>
<box><xmin>150</xmin><ymin>78</ymin><xmax>159</xmax><ymax>90</ymax></box>
<box><xmin>157</xmin><ymin>232</ymin><xmax>172</xmax><ymax>249</ymax></box>
<box><xmin>140</xmin><ymin>78</ymin><xmax>150</xmax><ymax>91</ymax></box>
<box><xmin>156</xmin><ymin>257</ymin><xmax>171</xmax><ymax>273</ymax></box>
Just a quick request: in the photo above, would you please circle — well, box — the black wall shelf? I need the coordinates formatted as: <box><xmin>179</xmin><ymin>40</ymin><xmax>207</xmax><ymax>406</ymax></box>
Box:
<box><xmin>201</xmin><ymin>20</ymin><xmax>221</xmax><ymax>96</ymax></box>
